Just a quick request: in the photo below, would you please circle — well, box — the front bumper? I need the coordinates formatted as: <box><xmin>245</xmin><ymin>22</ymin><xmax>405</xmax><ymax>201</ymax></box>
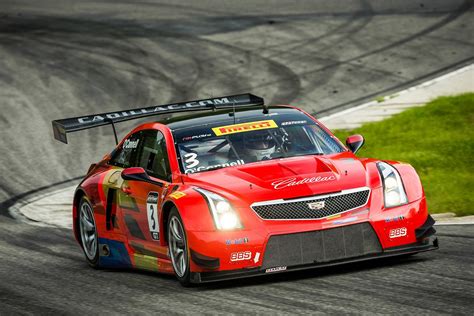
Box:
<box><xmin>189</xmin><ymin>214</ymin><xmax>438</xmax><ymax>284</ymax></box>
<box><xmin>190</xmin><ymin>235</ymin><xmax>438</xmax><ymax>284</ymax></box>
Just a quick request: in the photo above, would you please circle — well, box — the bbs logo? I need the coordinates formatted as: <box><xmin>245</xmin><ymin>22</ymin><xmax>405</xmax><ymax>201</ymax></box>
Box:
<box><xmin>230</xmin><ymin>251</ymin><xmax>252</xmax><ymax>262</ymax></box>
<box><xmin>389</xmin><ymin>227</ymin><xmax>407</xmax><ymax>238</ymax></box>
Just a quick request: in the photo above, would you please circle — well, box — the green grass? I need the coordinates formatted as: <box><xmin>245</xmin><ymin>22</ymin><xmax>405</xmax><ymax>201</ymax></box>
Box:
<box><xmin>333</xmin><ymin>93</ymin><xmax>474</xmax><ymax>216</ymax></box>
<box><xmin>375</xmin><ymin>96</ymin><xmax>386</xmax><ymax>103</ymax></box>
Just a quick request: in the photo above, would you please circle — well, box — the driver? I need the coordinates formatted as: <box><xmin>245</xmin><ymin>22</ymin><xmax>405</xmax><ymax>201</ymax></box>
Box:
<box><xmin>241</xmin><ymin>130</ymin><xmax>276</xmax><ymax>161</ymax></box>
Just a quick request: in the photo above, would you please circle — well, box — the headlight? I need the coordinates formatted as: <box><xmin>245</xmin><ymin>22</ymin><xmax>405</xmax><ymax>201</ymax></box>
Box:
<box><xmin>194</xmin><ymin>188</ymin><xmax>243</xmax><ymax>230</ymax></box>
<box><xmin>377</xmin><ymin>162</ymin><xmax>408</xmax><ymax>208</ymax></box>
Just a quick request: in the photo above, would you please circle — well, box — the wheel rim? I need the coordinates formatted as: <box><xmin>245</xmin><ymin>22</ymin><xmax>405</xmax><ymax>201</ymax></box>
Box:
<box><xmin>169</xmin><ymin>216</ymin><xmax>188</xmax><ymax>278</ymax></box>
<box><xmin>79</xmin><ymin>202</ymin><xmax>97</xmax><ymax>261</ymax></box>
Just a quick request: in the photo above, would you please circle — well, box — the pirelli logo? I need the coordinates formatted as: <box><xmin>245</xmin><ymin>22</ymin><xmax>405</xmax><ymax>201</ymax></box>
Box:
<box><xmin>212</xmin><ymin>120</ymin><xmax>278</xmax><ymax>136</ymax></box>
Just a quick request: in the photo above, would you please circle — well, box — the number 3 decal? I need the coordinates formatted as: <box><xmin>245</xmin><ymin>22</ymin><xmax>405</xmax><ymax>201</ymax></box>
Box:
<box><xmin>146</xmin><ymin>192</ymin><xmax>160</xmax><ymax>241</ymax></box>
<box><xmin>184</xmin><ymin>153</ymin><xmax>199</xmax><ymax>169</ymax></box>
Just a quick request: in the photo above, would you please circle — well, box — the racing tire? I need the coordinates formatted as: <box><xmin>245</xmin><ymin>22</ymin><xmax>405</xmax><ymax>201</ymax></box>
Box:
<box><xmin>167</xmin><ymin>207</ymin><xmax>191</xmax><ymax>286</ymax></box>
<box><xmin>78</xmin><ymin>196</ymin><xmax>99</xmax><ymax>268</ymax></box>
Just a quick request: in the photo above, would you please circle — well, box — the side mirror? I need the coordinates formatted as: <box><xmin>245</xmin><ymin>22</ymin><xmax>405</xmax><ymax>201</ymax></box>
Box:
<box><xmin>121</xmin><ymin>167</ymin><xmax>151</xmax><ymax>182</ymax></box>
<box><xmin>346</xmin><ymin>134</ymin><xmax>364</xmax><ymax>154</ymax></box>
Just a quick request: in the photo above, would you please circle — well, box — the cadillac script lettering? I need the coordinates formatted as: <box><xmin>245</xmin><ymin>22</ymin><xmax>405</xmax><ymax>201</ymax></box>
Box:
<box><xmin>272</xmin><ymin>175</ymin><xmax>336</xmax><ymax>190</ymax></box>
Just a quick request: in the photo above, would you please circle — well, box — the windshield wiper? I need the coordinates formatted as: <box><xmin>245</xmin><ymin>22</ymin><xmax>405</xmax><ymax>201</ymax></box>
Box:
<box><xmin>269</xmin><ymin>153</ymin><xmax>286</xmax><ymax>160</ymax></box>
<box><xmin>293</xmin><ymin>152</ymin><xmax>325</xmax><ymax>157</ymax></box>
<box><xmin>269</xmin><ymin>152</ymin><xmax>325</xmax><ymax>160</ymax></box>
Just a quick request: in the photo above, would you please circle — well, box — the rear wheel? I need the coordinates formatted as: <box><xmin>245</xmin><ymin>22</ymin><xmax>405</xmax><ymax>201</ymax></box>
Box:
<box><xmin>168</xmin><ymin>208</ymin><xmax>191</xmax><ymax>286</ymax></box>
<box><xmin>79</xmin><ymin>197</ymin><xmax>99</xmax><ymax>268</ymax></box>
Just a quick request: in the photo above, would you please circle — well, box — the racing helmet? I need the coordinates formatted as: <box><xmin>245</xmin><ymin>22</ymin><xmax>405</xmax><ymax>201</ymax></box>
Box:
<box><xmin>243</xmin><ymin>131</ymin><xmax>276</xmax><ymax>160</ymax></box>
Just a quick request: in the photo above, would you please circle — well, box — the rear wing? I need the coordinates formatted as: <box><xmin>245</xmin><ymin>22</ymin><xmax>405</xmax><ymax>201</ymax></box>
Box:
<box><xmin>52</xmin><ymin>93</ymin><xmax>265</xmax><ymax>144</ymax></box>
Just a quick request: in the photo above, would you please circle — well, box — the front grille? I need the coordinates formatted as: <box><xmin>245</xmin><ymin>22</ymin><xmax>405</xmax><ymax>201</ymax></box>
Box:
<box><xmin>262</xmin><ymin>222</ymin><xmax>382</xmax><ymax>269</ymax></box>
<box><xmin>251</xmin><ymin>188</ymin><xmax>370</xmax><ymax>220</ymax></box>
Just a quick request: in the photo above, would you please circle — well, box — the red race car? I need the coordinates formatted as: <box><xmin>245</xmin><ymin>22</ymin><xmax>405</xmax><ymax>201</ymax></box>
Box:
<box><xmin>52</xmin><ymin>93</ymin><xmax>438</xmax><ymax>286</ymax></box>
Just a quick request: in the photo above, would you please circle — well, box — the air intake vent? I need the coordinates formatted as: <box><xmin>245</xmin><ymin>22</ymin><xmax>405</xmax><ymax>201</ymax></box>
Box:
<box><xmin>252</xmin><ymin>188</ymin><xmax>370</xmax><ymax>220</ymax></box>
<box><xmin>262</xmin><ymin>222</ymin><xmax>382</xmax><ymax>269</ymax></box>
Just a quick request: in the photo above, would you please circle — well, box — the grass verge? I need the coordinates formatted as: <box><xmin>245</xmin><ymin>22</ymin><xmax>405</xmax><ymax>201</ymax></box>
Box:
<box><xmin>334</xmin><ymin>93</ymin><xmax>474</xmax><ymax>216</ymax></box>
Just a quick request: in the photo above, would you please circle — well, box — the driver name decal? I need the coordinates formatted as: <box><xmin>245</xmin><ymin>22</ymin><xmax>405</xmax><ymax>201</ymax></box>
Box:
<box><xmin>123</xmin><ymin>139</ymin><xmax>139</xmax><ymax>149</ymax></box>
<box><xmin>212</xmin><ymin>120</ymin><xmax>278</xmax><ymax>136</ymax></box>
<box><xmin>185</xmin><ymin>159</ymin><xmax>245</xmax><ymax>174</ymax></box>
<box><xmin>272</xmin><ymin>175</ymin><xmax>336</xmax><ymax>189</ymax></box>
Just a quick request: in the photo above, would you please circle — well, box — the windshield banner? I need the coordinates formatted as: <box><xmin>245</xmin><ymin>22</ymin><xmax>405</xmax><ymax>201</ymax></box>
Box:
<box><xmin>212</xmin><ymin>120</ymin><xmax>278</xmax><ymax>136</ymax></box>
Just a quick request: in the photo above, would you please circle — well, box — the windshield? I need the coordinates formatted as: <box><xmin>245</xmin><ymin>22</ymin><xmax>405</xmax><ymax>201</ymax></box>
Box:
<box><xmin>173</xmin><ymin>111</ymin><xmax>344</xmax><ymax>174</ymax></box>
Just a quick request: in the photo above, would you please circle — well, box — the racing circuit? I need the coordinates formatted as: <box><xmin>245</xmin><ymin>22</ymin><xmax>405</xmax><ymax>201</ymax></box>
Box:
<box><xmin>1</xmin><ymin>0</ymin><xmax>473</xmax><ymax>314</ymax></box>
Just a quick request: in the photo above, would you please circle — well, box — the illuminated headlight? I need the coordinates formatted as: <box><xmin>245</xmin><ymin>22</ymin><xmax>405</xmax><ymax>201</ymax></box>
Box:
<box><xmin>377</xmin><ymin>162</ymin><xmax>408</xmax><ymax>208</ymax></box>
<box><xmin>194</xmin><ymin>188</ymin><xmax>243</xmax><ymax>230</ymax></box>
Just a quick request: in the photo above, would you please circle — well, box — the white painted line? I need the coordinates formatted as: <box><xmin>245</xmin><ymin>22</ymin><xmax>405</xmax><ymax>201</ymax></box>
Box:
<box><xmin>433</xmin><ymin>214</ymin><xmax>474</xmax><ymax>226</ymax></box>
<box><xmin>9</xmin><ymin>185</ymin><xmax>76</xmax><ymax>229</ymax></box>
<box><xmin>435</xmin><ymin>222</ymin><xmax>474</xmax><ymax>226</ymax></box>
<box><xmin>319</xmin><ymin>63</ymin><xmax>473</xmax><ymax>123</ymax></box>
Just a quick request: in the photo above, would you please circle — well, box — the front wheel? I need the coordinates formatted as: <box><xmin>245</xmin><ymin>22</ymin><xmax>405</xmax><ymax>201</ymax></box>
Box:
<box><xmin>78</xmin><ymin>196</ymin><xmax>99</xmax><ymax>268</ymax></box>
<box><xmin>168</xmin><ymin>208</ymin><xmax>191</xmax><ymax>286</ymax></box>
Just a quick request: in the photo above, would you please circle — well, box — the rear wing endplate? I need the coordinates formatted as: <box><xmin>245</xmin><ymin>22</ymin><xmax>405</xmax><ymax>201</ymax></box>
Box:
<box><xmin>52</xmin><ymin>93</ymin><xmax>265</xmax><ymax>144</ymax></box>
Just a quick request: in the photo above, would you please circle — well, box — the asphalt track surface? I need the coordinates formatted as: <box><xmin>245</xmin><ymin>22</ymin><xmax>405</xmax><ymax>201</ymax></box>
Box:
<box><xmin>0</xmin><ymin>1</ymin><xmax>473</xmax><ymax>314</ymax></box>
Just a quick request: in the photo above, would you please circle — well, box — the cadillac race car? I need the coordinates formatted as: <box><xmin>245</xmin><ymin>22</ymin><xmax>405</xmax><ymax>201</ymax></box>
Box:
<box><xmin>52</xmin><ymin>93</ymin><xmax>438</xmax><ymax>285</ymax></box>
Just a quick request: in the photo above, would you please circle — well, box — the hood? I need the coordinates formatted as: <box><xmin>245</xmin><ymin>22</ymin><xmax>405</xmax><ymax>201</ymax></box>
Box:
<box><xmin>183</xmin><ymin>154</ymin><xmax>369</xmax><ymax>204</ymax></box>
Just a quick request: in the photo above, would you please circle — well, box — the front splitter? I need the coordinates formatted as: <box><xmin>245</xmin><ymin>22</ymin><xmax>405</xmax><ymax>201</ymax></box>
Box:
<box><xmin>190</xmin><ymin>236</ymin><xmax>438</xmax><ymax>284</ymax></box>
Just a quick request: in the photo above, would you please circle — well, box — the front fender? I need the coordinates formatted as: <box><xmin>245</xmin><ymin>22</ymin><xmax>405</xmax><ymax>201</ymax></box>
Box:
<box><xmin>163</xmin><ymin>187</ymin><xmax>216</xmax><ymax>232</ymax></box>
<box><xmin>390</xmin><ymin>162</ymin><xmax>424</xmax><ymax>202</ymax></box>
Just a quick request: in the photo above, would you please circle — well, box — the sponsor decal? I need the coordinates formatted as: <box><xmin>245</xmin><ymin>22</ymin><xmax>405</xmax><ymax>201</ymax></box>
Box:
<box><xmin>308</xmin><ymin>201</ymin><xmax>325</xmax><ymax>210</ymax></box>
<box><xmin>352</xmin><ymin>208</ymin><xmax>369</xmax><ymax>216</ymax></box>
<box><xmin>182</xmin><ymin>133</ymin><xmax>212</xmax><ymax>141</ymax></box>
<box><xmin>225</xmin><ymin>237</ymin><xmax>249</xmax><ymax>245</ymax></box>
<box><xmin>265</xmin><ymin>266</ymin><xmax>287</xmax><ymax>273</ymax></box>
<box><xmin>123</xmin><ymin>139</ymin><xmax>139</xmax><ymax>149</ymax></box>
<box><xmin>230</xmin><ymin>251</ymin><xmax>252</xmax><ymax>262</ymax></box>
<box><xmin>146</xmin><ymin>192</ymin><xmax>160</xmax><ymax>241</ymax></box>
<box><xmin>281</xmin><ymin>120</ymin><xmax>307</xmax><ymax>126</ymax></box>
<box><xmin>212</xmin><ymin>120</ymin><xmax>278</xmax><ymax>136</ymax></box>
<box><xmin>385</xmin><ymin>215</ymin><xmax>405</xmax><ymax>223</ymax></box>
<box><xmin>272</xmin><ymin>175</ymin><xmax>336</xmax><ymax>190</ymax></box>
<box><xmin>254</xmin><ymin>252</ymin><xmax>260</xmax><ymax>264</ymax></box>
<box><xmin>185</xmin><ymin>159</ymin><xmax>245</xmax><ymax>174</ymax></box>
<box><xmin>389</xmin><ymin>227</ymin><xmax>407</xmax><ymax>238</ymax></box>
<box><xmin>77</xmin><ymin>97</ymin><xmax>233</xmax><ymax>124</ymax></box>
<box><xmin>169</xmin><ymin>191</ymin><xmax>186</xmax><ymax>199</ymax></box>
<box><xmin>326</xmin><ymin>214</ymin><xmax>341</xmax><ymax>220</ymax></box>
<box><xmin>332</xmin><ymin>216</ymin><xmax>358</xmax><ymax>225</ymax></box>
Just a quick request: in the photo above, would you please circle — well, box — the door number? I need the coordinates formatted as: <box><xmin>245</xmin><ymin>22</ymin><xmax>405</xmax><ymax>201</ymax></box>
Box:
<box><xmin>147</xmin><ymin>192</ymin><xmax>160</xmax><ymax>240</ymax></box>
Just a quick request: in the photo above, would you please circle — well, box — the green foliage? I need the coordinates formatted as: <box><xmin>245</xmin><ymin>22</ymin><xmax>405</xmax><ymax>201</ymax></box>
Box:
<box><xmin>334</xmin><ymin>93</ymin><xmax>474</xmax><ymax>216</ymax></box>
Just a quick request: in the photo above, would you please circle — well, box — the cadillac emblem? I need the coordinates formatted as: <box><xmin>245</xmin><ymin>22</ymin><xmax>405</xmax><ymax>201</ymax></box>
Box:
<box><xmin>308</xmin><ymin>201</ymin><xmax>325</xmax><ymax>210</ymax></box>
